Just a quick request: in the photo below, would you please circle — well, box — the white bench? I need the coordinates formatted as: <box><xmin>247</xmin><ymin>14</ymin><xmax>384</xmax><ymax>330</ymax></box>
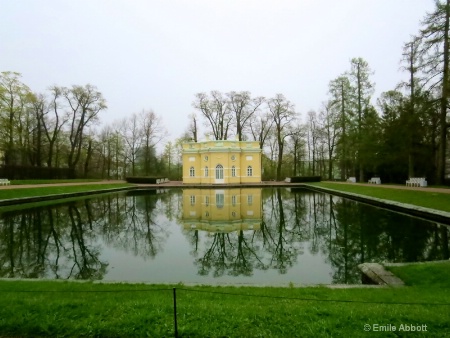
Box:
<box><xmin>368</xmin><ymin>177</ymin><xmax>381</xmax><ymax>184</ymax></box>
<box><xmin>406</xmin><ymin>177</ymin><xmax>427</xmax><ymax>187</ymax></box>
<box><xmin>0</xmin><ymin>179</ymin><xmax>11</xmax><ymax>186</ymax></box>
<box><xmin>347</xmin><ymin>177</ymin><xmax>356</xmax><ymax>183</ymax></box>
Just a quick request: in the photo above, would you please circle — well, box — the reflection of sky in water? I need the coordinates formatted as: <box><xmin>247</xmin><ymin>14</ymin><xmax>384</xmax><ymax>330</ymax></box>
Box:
<box><xmin>0</xmin><ymin>188</ymin><xmax>448</xmax><ymax>285</ymax></box>
<box><xmin>101</xmin><ymin>230</ymin><xmax>333</xmax><ymax>285</ymax></box>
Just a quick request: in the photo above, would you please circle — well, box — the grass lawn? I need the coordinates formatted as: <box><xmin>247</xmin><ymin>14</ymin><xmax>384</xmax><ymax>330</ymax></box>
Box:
<box><xmin>307</xmin><ymin>182</ymin><xmax>450</xmax><ymax>213</ymax></box>
<box><xmin>10</xmin><ymin>179</ymin><xmax>105</xmax><ymax>185</ymax></box>
<box><xmin>0</xmin><ymin>262</ymin><xmax>448</xmax><ymax>337</ymax></box>
<box><xmin>0</xmin><ymin>183</ymin><xmax>132</xmax><ymax>201</ymax></box>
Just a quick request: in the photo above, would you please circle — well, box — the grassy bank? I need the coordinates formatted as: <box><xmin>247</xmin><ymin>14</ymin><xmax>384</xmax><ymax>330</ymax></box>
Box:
<box><xmin>307</xmin><ymin>182</ymin><xmax>450</xmax><ymax>213</ymax></box>
<box><xmin>10</xmin><ymin>179</ymin><xmax>104</xmax><ymax>185</ymax></box>
<box><xmin>0</xmin><ymin>262</ymin><xmax>449</xmax><ymax>337</ymax></box>
<box><xmin>0</xmin><ymin>183</ymin><xmax>132</xmax><ymax>201</ymax></box>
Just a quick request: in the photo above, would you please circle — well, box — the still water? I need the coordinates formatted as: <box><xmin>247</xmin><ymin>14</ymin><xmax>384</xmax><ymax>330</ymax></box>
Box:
<box><xmin>0</xmin><ymin>188</ymin><xmax>448</xmax><ymax>285</ymax></box>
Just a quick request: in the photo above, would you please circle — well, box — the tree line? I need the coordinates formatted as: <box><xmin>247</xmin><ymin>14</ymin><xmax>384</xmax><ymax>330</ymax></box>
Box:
<box><xmin>186</xmin><ymin>1</ymin><xmax>450</xmax><ymax>184</ymax></box>
<box><xmin>0</xmin><ymin>71</ymin><xmax>168</xmax><ymax>179</ymax></box>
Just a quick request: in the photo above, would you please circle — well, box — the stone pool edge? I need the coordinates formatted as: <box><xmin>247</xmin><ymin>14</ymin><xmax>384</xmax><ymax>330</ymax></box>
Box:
<box><xmin>301</xmin><ymin>184</ymin><xmax>450</xmax><ymax>226</ymax></box>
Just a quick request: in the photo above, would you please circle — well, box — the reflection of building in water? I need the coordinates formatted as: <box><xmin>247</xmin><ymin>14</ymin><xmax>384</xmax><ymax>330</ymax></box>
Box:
<box><xmin>182</xmin><ymin>139</ymin><xmax>262</xmax><ymax>184</ymax></box>
<box><xmin>182</xmin><ymin>188</ymin><xmax>262</xmax><ymax>232</ymax></box>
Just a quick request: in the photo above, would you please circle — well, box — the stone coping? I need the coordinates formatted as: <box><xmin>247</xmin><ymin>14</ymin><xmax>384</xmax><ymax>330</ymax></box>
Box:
<box><xmin>358</xmin><ymin>263</ymin><xmax>405</xmax><ymax>287</ymax></box>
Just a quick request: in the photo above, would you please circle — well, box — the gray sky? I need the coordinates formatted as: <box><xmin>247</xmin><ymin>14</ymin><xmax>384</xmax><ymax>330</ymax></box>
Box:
<box><xmin>0</xmin><ymin>0</ymin><xmax>436</xmax><ymax>142</ymax></box>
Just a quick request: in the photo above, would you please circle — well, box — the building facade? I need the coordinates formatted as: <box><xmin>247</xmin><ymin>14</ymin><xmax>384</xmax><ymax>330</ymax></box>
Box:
<box><xmin>181</xmin><ymin>188</ymin><xmax>262</xmax><ymax>232</ymax></box>
<box><xmin>182</xmin><ymin>140</ymin><xmax>262</xmax><ymax>184</ymax></box>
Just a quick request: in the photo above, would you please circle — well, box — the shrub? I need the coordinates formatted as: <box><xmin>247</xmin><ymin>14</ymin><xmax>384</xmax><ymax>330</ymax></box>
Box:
<box><xmin>288</xmin><ymin>176</ymin><xmax>321</xmax><ymax>183</ymax></box>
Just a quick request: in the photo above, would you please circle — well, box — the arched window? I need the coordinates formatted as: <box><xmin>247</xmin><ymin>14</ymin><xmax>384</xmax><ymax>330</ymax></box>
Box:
<box><xmin>205</xmin><ymin>166</ymin><xmax>209</xmax><ymax>177</ymax></box>
<box><xmin>231</xmin><ymin>166</ymin><xmax>236</xmax><ymax>177</ymax></box>
<box><xmin>247</xmin><ymin>165</ymin><xmax>253</xmax><ymax>177</ymax></box>
<box><xmin>216</xmin><ymin>164</ymin><xmax>224</xmax><ymax>179</ymax></box>
<box><xmin>189</xmin><ymin>167</ymin><xmax>195</xmax><ymax>177</ymax></box>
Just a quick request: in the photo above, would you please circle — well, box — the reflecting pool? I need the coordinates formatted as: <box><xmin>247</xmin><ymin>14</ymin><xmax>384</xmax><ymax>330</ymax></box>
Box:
<box><xmin>0</xmin><ymin>188</ymin><xmax>448</xmax><ymax>285</ymax></box>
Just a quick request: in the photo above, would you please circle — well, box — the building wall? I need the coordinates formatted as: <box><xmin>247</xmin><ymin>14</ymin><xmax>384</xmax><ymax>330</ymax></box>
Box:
<box><xmin>182</xmin><ymin>140</ymin><xmax>261</xmax><ymax>184</ymax></box>
<box><xmin>181</xmin><ymin>188</ymin><xmax>262</xmax><ymax>232</ymax></box>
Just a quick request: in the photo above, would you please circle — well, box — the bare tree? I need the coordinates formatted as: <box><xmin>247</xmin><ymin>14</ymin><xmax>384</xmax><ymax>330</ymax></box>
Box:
<box><xmin>140</xmin><ymin>110</ymin><xmax>167</xmax><ymax>175</ymax></box>
<box><xmin>193</xmin><ymin>91</ymin><xmax>233</xmax><ymax>140</ymax></box>
<box><xmin>186</xmin><ymin>112</ymin><xmax>198</xmax><ymax>142</ymax></box>
<box><xmin>267</xmin><ymin>94</ymin><xmax>297</xmax><ymax>180</ymax></box>
<box><xmin>63</xmin><ymin>84</ymin><xmax>107</xmax><ymax>174</ymax></box>
<box><xmin>227</xmin><ymin>91</ymin><xmax>264</xmax><ymax>141</ymax></box>
<box><xmin>319</xmin><ymin>101</ymin><xmax>340</xmax><ymax>179</ymax></box>
<box><xmin>249</xmin><ymin>111</ymin><xmax>273</xmax><ymax>150</ymax></box>
<box><xmin>0</xmin><ymin>71</ymin><xmax>31</xmax><ymax>165</ymax></box>
<box><xmin>121</xmin><ymin>113</ymin><xmax>142</xmax><ymax>176</ymax></box>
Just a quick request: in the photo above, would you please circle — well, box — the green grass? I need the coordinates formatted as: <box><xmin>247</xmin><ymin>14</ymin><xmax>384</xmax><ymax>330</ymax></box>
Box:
<box><xmin>0</xmin><ymin>268</ymin><xmax>448</xmax><ymax>338</ymax></box>
<box><xmin>387</xmin><ymin>261</ymin><xmax>450</xmax><ymax>288</ymax></box>
<box><xmin>10</xmin><ymin>179</ymin><xmax>105</xmax><ymax>185</ymax></box>
<box><xmin>307</xmin><ymin>182</ymin><xmax>450</xmax><ymax>212</ymax></box>
<box><xmin>0</xmin><ymin>184</ymin><xmax>132</xmax><ymax>201</ymax></box>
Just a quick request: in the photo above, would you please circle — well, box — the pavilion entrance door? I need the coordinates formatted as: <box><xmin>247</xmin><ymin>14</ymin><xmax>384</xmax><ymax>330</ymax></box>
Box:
<box><xmin>215</xmin><ymin>164</ymin><xmax>224</xmax><ymax>184</ymax></box>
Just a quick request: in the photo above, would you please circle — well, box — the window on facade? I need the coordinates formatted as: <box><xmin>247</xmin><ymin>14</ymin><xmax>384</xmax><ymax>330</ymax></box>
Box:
<box><xmin>189</xmin><ymin>167</ymin><xmax>195</xmax><ymax>177</ymax></box>
<box><xmin>205</xmin><ymin>166</ymin><xmax>209</xmax><ymax>177</ymax></box>
<box><xmin>232</xmin><ymin>211</ymin><xmax>236</xmax><ymax>217</ymax></box>
<box><xmin>231</xmin><ymin>166</ymin><xmax>236</xmax><ymax>177</ymax></box>
<box><xmin>247</xmin><ymin>166</ymin><xmax>253</xmax><ymax>176</ymax></box>
<box><xmin>216</xmin><ymin>164</ymin><xmax>224</xmax><ymax>179</ymax></box>
<box><xmin>205</xmin><ymin>196</ymin><xmax>209</xmax><ymax>206</ymax></box>
<box><xmin>247</xmin><ymin>195</ymin><xmax>253</xmax><ymax>205</ymax></box>
<box><xmin>190</xmin><ymin>195</ymin><xmax>196</xmax><ymax>205</ymax></box>
<box><xmin>231</xmin><ymin>195</ymin><xmax>236</xmax><ymax>206</ymax></box>
<box><xmin>216</xmin><ymin>193</ymin><xmax>224</xmax><ymax>208</ymax></box>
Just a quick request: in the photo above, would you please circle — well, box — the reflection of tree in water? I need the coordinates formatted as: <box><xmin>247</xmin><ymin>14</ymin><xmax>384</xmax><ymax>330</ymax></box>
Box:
<box><xmin>0</xmin><ymin>191</ymin><xmax>174</xmax><ymax>280</ymax></box>
<box><xmin>325</xmin><ymin>197</ymin><xmax>450</xmax><ymax>284</ymax></box>
<box><xmin>194</xmin><ymin>230</ymin><xmax>266</xmax><ymax>277</ymax></box>
<box><xmin>105</xmin><ymin>191</ymin><xmax>169</xmax><ymax>258</ymax></box>
<box><xmin>258</xmin><ymin>188</ymin><xmax>304</xmax><ymax>274</ymax></box>
<box><xmin>0</xmin><ymin>201</ymin><xmax>108</xmax><ymax>280</ymax></box>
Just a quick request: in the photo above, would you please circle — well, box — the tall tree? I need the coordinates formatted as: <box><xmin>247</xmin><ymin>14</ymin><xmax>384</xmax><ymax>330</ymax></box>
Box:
<box><xmin>193</xmin><ymin>91</ymin><xmax>233</xmax><ymax>140</ymax></box>
<box><xmin>267</xmin><ymin>94</ymin><xmax>297</xmax><ymax>180</ymax></box>
<box><xmin>42</xmin><ymin>86</ymin><xmax>69</xmax><ymax>168</ymax></box>
<box><xmin>227</xmin><ymin>91</ymin><xmax>264</xmax><ymax>141</ymax></box>
<box><xmin>249</xmin><ymin>111</ymin><xmax>273</xmax><ymax>150</ymax></box>
<box><xmin>140</xmin><ymin>110</ymin><xmax>167</xmax><ymax>175</ymax></box>
<box><xmin>418</xmin><ymin>0</ymin><xmax>450</xmax><ymax>184</ymax></box>
<box><xmin>0</xmin><ymin>71</ymin><xmax>31</xmax><ymax>165</ymax></box>
<box><xmin>319</xmin><ymin>101</ymin><xmax>340</xmax><ymax>180</ymax></box>
<box><xmin>186</xmin><ymin>113</ymin><xmax>198</xmax><ymax>142</ymax></box>
<box><xmin>329</xmin><ymin>75</ymin><xmax>354</xmax><ymax>180</ymax></box>
<box><xmin>348</xmin><ymin>57</ymin><xmax>375</xmax><ymax>182</ymax></box>
<box><xmin>63</xmin><ymin>84</ymin><xmax>106</xmax><ymax>174</ymax></box>
<box><xmin>400</xmin><ymin>36</ymin><xmax>423</xmax><ymax>177</ymax></box>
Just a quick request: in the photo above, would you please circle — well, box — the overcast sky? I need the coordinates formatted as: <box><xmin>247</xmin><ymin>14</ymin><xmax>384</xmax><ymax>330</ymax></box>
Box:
<box><xmin>0</xmin><ymin>0</ymin><xmax>437</xmax><ymax>142</ymax></box>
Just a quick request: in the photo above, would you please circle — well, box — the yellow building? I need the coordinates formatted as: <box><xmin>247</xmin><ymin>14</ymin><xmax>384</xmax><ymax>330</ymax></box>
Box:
<box><xmin>182</xmin><ymin>139</ymin><xmax>262</xmax><ymax>184</ymax></box>
<box><xmin>181</xmin><ymin>188</ymin><xmax>262</xmax><ymax>233</ymax></box>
